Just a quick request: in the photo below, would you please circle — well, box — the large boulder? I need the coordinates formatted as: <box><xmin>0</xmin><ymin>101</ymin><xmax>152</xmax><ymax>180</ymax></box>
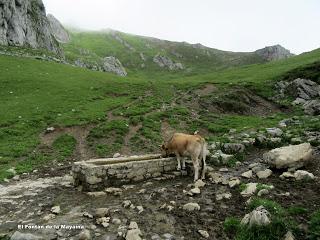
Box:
<box><xmin>0</xmin><ymin>0</ymin><xmax>61</xmax><ymax>54</ymax></box>
<box><xmin>241</xmin><ymin>206</ymin><xmax>271</xmax><ymax>226</ymax></box>
<box><xmin>102</xmin><ymin>56</ymin><xmax>127</xmax><ymax>76</ymax></box>
<box><xmin>263</xmin><ymin>143</ymin><xmax>313</xmax><ymax>169</ymax></box>
<box><xmin>47</xmin><ymin>14</ymin><xmax>70</xmax><ymax>43</ymax></box>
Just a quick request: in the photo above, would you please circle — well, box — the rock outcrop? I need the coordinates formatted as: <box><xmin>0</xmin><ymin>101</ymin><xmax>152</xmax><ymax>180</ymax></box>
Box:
<box><xmin>276</xmin><ymin>78</ymin><xmax>320</xmax><ymax>115</ymax></box>
<box><xmin>0</xmin><ymin>0</ymin><xmax>60</xmax><ymax>53</ymax></box>
<box><xmin>47</xmin><ymin>14</ymin><xmax>70</xmax><ymax>43</ymax></box>
<box><xmin>102</xmin><ymin>56</ymin><xmax>127</xmax><ymax>76</ymax></box>
<box><xmin>153</xmin><ymin>54</ymin><xmax>184</xmax><ymax>70</ymax></box>
<box><xmin>255</xmin><ymin>45</ymin><xmax>294</xmax><ymax>61</ymax></box>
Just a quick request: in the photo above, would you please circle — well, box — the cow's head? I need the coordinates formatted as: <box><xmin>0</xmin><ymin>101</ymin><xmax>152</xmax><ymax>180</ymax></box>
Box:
<box><xmin>160</xmin><ymin>143</ymin><xmax>169</xmax><ymax>157</ymax></box>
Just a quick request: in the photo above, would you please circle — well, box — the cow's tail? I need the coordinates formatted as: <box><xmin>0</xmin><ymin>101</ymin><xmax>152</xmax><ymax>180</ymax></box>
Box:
<box><xmin>201</xmin><ymin>138</ymin><xmax>207</xmax><ymax>178</ymax></box>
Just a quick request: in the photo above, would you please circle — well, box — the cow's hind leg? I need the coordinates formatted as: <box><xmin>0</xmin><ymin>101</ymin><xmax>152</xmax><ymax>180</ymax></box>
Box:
<box><xmin>176</xmin><ymin>153</ymin><xmax>181</xmax><ymax>171</ymax></box>
<box><xmin>181</xmin><ymin>158</ymin><xmax>186</xmax><ymax>170</ymax></box>
<box><xmin>192</xmin><ymin>155</ymin><xmax>199</xmax><ymax>182</ymax></box>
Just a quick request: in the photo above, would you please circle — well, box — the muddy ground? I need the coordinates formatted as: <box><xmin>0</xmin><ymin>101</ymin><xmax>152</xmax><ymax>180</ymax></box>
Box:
<box><xmin>0</xmin><ymin>149</ymin><xmax>319</xmax><ymax>240</ymax></box>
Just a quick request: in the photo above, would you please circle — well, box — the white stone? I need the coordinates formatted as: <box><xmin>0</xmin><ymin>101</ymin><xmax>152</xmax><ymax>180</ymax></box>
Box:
<box><xmin>241</xmin><ymin>206</ymin><xmax>271</xmax><ymax>226</ymax></box>
<box><xmin>198</xmin><ymin>230</ymin><xmax>209</xmax><ymax>239</ymax></box>
<box><xmin>136</xmin><ymin>206</ymin><xmax>144</xmax><ymax>214</ymax></box>
<box><xmin>216</xmin><ymin>192</ymin><xmax>232</xmax><ymax>201</ymax></box>
<box><xmin>241</xmin><ymin>170</ymin><xmax>253</xmax><ymax>178</ymax></box>
<box><xmin>294</xmin><ymin>170</ymin><xmax>314</xmax><ymax>181</ymax></box>
<box><xmin>190</xmin><ymin>187</ymin><xmax>201</xmax><ymax>195</ymax></box>
<box><xmin>257</xmin><ymin>189</ymin><xmax>269</xmax><ymax>197</ymax></box>
<box><xmin>263</xmin><ymin>143</ymin><xmax>313</xmax><ymax>169</ymax></box>
<box><xmin>78</xmin><ymin>229</ymin><xmax>91</xmax><ymax>240</ymax></box>
<box><xmin>241</xmin><ymin>183</ymin><xmax>258</xmax><ymax>197</ymax></box>
<box><xmin>194</xmin><ymin>179</ymin><xmax>206</xmax><ymax>188</ymax></box>
<box><xmin>51</xmin><ymin>205</ymin><xmax>61</xmax><ymax>214</ymax></box>
<box><xmin>256</xmin><ymin>169</ymin><xmax>273</xmax><ymax>179</ymax></box>
<box><xmin>228</xmin><ymin>178</ymin><xmax>241</xmax><ymax>188</ymax></box>
<box><xmin>283</xmin><ymin>231</ymin><xmax>295</xmax><ymax>240</ymax></box>
<box><xmin>183</xmin><ymin>202</ymin><xmax>200</xmax><ymax>211</ymax></box>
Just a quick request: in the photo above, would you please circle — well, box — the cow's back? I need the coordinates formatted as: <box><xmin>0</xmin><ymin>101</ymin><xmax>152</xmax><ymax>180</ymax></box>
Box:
<box><xmin>168</xmin><ymin>133</ymin><xmax>204</xmax><ymax>156</ymax></box>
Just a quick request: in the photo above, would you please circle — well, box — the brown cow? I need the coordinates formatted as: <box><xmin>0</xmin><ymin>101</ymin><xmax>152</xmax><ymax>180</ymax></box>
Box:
<box><xmin>161</xmin><ymin>133</ymin><xmax>207</xmax><ymax>181</ymax></box>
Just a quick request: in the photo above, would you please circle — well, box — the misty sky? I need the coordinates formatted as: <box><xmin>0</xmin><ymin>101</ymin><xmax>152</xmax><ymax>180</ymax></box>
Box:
<box><xmin>42</xmin><ymin>0</ymin><xmax>320</xmax><ymax>54</ymax></box>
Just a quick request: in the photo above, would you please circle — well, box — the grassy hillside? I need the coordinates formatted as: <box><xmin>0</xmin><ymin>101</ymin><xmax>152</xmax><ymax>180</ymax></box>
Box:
<box><xmin>0</xmin><ymin>47</ymin><xmax>319</xmax><ymax>180</ymax></box>
<box><xmin>63</xmin><ymin>30</ymin><xmax>266</xmax><ymax>77</ymax></box>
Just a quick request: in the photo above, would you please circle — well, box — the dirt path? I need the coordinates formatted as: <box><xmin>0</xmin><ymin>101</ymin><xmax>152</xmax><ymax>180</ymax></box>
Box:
<box><xmin>1</xmin><ymin>150</ymin><xmax>319</xmax><ymax>240</ymax></box>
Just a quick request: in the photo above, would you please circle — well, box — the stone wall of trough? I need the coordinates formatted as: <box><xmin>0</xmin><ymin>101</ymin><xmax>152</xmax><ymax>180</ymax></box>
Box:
<box><xmin>72</xmin><ymin>157</ymin><xmax>178</xmax><ymax>191</ymax></box>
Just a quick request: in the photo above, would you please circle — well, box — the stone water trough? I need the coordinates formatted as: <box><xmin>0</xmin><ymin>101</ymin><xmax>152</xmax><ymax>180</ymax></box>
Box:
<box><xmin>72</xmin><ymin>154</ymin><xmax>186</xmax><ymax>191</ymax></box>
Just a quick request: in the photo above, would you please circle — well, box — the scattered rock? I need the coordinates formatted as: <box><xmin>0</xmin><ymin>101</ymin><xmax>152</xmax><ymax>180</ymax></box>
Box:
<box><xmin>78</xmin><ymin>229</ymin><xmax>91</xmax><ymax>240</ymax></box>
<box><xmin>112</xmin><ymin>218</ymin><xmax>121</xmax><ymax>225</ymax></box>
<box><xmin>228</xmin><ymin>177</ymin><xmax>241</xmax><ymax>188</ymax></box>
<box><xmin>266</xmin><ymin>128</ymin><xmax>283</xmax><ymax>137</ymax></box>
<box><xmin>113</xmin><ymin>153</ymin><xmax>121</xmax><ymax>158</ymax></box>
<box><xmin>280</xmin><ymin>172</ymin><xmax>295</xmax><ymax>179</ymax></box>
<box><xmin>122</xmin><ymin>200</ymin><xmax>132</xmax><ymax>208</ymax></box>
<box><xmin>51</xmin><ymin>205</ymin><xmax>61</xmax><ymax>214</ymax></box>
<box><xmin>86</xmin><ymin>191</ymin><xmax>106</xmax><ymax>197</ymax></box>
<box><xmin>256</xmin><ymin>169</ymin><xmax>273</xmax><ymax>179</ymax></box>
<box><xmin>263</xmin><ymin>143</ymin><xmax>313</xmax><ymax>169</ymax></box>
<box><xmin>257</xmin><ymin>189</ymin><xmax>269</xmax><ymax>197</ymax></box>
<box><xmin>294</xmin><ymin>170</ymin><xmax>315</xmax><ymax>181</ymax></box>
<box><xmin>216</xmin><ymin>192</ymin><xmax>232</xmax><ymax>201</ymax></box>
<box><xmin>136</xmin><ymin>206</ymin><xmax>144</xmax><ymax>214</ymax></box>
<box><xmin>304</xmin><ymin>99</ymin><xmax>320</xmax><ymax>115</ymax></box>
<box><xmin>126</xmin><ymin>221</ymin><xmax>142</xmax><ymax>240</ymax></box>
<box><xmin>96</xmin><ymin>217</ymin><xmax>110</xmax><ymax>228</ymax></box>
<box><xmin>241</xmin><ymin>206</ymin><xmax>271</xmax><ymax>226</ymax></box>
<box><xmin>194</xmin><ymin>179</ymin><xmax>206</xmax><ymax>188</ymax></box>
<box><xmin>283</xmin><ymin>231</ymin><xmax>295</xmax><ymax>240</ymax></box>
<box><xmin>95</xmin><ymin>208</ymin><xmax>109</xmax><ymax>218</ymax></box>
<box><xmin>190</xmin><ymin>187</ymin><xmax>201</xmax><ymax>195</ymax></box>
<box><xmin>223</xmin><ymin>143</ymin><xmax>245</xmax><ymax>154</ymax></box>
<box><xmin>212</xmin><ymin>151</ymin><xmax>234</xmax><ymax>164</ymax></box>
<box><xmin>10</xmin><ymin>231</ymin><xmax>42</xmax><ymax>240</ymax></box>
<box><xmin>83</xmin><ymin>212</ymin><xmax>94</xmax><ymax>219</ymax></box>
<box><xmin>43</xmin><ymin>213</ymin><xmax>56</xmax><ymax>221</ymax></box>
<box><xmin>183</xmin><ymin>202</ymin><xmax>201</xmax><ymax>211</ymax></box>
<box><xmin>241</xmin><ymin>183</ymin><xmax>258</xmax><ymax>197</ymax></box>
<box><xmin>105</xmin><ymin>187</ymin><xmax>123</xmax><ymax>195</ymax></box>
<box><xmin>241</xmin><ymin>170</ymin><xmax>253</xmax><ymax>179</ymax></box>
<box><xmin>198</xmin><ymin>230</ymin><xmax>209</xmax><ymax>239</ymax></box>
<box><xmin>219</xmin><ymin>168</ymin><xmax>229</xmax><ymax>172</ymax></box>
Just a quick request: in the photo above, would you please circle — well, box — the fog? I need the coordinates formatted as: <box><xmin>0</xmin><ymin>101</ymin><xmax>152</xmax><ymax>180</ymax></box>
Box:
<box><xmin>42</xmin><ymin>0</ymin><xmax>320</xmax><ymax>54</ymax></box>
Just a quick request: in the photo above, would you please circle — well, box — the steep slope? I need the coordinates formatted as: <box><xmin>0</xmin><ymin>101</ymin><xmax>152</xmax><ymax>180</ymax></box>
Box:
<box><xmin>0</xmin><ymin>0</ymin><xmax>60</xmax><ymax>53</ymax></box>
<box><xmin>63</xmin><ymin>29</ymin><xmax>293</xmax><ymax>76</ymax></box>
<box><xmin>0</xmin><ymin>47</ymin><xmax>319</xmax><ymax>180</ymax></box>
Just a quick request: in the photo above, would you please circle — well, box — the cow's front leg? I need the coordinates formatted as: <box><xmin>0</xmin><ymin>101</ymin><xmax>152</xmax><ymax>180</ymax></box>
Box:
<box><xmin>192</xmin><ymin>156</ymin><xmax>199</xmax><ymax>182</ymax></box>
<box><xmin>176</xmin><ymin>153</ymin><xmax>181</xmax><ymax>171</ymax></box>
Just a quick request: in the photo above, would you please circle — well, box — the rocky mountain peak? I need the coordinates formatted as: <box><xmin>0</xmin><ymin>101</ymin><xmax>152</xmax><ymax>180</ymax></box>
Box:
<box><xmin>255</xmin><ymin>44</ymin><xmax>294</xmax><ymax>61</ymax></box>
<box><xmin>0</xmin><ymin>0</ymin><xmax>61</xmax><ymax>54</ymax></box>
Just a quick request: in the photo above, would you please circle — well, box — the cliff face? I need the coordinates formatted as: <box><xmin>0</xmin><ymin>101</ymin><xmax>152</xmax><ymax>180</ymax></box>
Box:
<box><xmin>255</xmin><ymin>45</ymin><xmax>294</xmax><ymax>61</ymax></box>
<box><xmin>47</xmin><ymin>14</ymin><xmax>70</xmax><ymax>43</ymax></box>
<box><xmin>0</xmin><ymin>0</ymin><xmax>60</xmax><ymax>53</ymax></box>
